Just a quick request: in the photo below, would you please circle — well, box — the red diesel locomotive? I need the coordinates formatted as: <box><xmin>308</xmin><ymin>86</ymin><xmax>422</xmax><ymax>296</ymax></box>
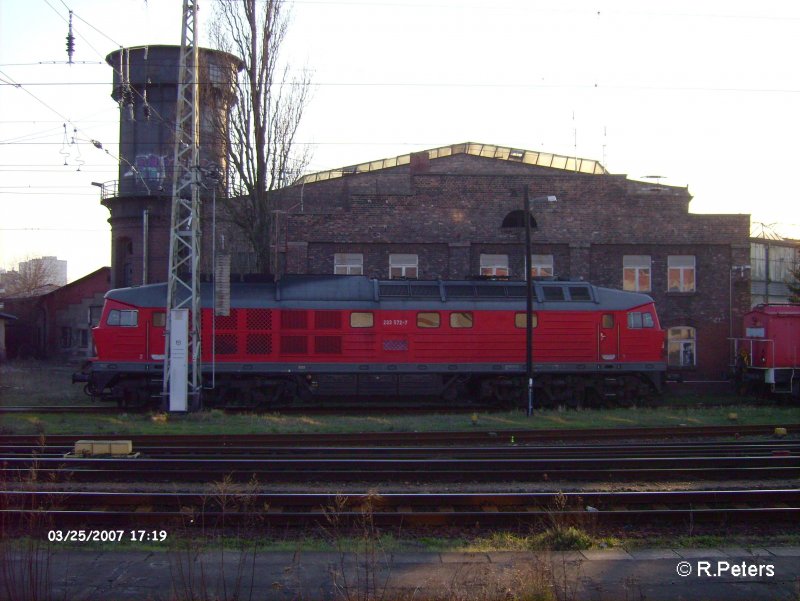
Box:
<box><xmin>75</xmin><ymin>275</ymin><xmax>666</xmax><ymax>407</ymax></box>
<box><xmin>733</xmin><ymin>304</ymin><xmax>800</xmax><ymax>398</ymax></box>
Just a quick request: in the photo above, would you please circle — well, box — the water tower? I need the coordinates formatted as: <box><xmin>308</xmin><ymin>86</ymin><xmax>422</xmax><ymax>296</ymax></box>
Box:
<box><xmin>100</xmin><ymin>45</ymin><xmax>242</xmax><ymax>288</ymax></box>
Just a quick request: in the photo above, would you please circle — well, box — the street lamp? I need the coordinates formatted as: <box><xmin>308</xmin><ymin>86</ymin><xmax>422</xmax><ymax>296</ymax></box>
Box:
<box><xmin>729</xmin><ymin>264</ymin><xmax>751</xmax><ymax>362</ymax></box>
<box><xmin>504</xmin><ymin>190</ymin><xmax>557</xmax><ymax>416</ymax></box>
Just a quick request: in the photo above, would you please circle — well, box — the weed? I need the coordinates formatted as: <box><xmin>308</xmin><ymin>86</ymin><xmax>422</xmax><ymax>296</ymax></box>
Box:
<box><xmin>0</xmin><ymin>434</ymin><xmax>65</xmax><ymax>601</ymax></box>
<box><xmin>321</xmin><ymin>491</ymin><xmax>391</xmax><ymax>601</ymax></box>
<box><xmin>533</xmin><ymin>527</ymin><xmax>593</xmax><ymax>552</ymax></box>
<box><xmin>168</xmin><ymin>475</ymin><xmax>265</xmax><ymax>601</ymax></box>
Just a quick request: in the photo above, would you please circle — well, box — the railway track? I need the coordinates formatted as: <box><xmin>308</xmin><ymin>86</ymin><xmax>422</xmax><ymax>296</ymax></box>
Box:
<box><xmin>1</xmin><ymin>442</ymin><xmax>797</xmax><ymax>483</ymax></box>
<box><xmin>2</xmin><ymin>489</ymin><xmax>798</xmax><ymax>529</ymax></box>
<box><xmin>0</xmin><ymin>406</ymin><xmax>124</xmax><ymax>414</ymax></box>
<box><xmin>2</xmin><ymin>440</ymin><xmax>798</xmax><ymax>459</ymax></box>
<box><xmin>0</xmin><ymin>404</ymin><xmax>497</xmax><ymax>415</ymax></box>
<box><xmin>3</xmin><ymin>431</ymin><xmax>797</xmax><ymax>533</ymax></box>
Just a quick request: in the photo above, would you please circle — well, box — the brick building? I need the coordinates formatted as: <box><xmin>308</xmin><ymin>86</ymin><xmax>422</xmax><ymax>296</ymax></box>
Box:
<box><xmin>3</xmin><ymin>267</ymin><xmax>110</xmax><ymax>360</ymax></box>
<box><xmin>266</xmin><ymin>142</ymin><xmax>751</xmax><ymax>380</ymax></box>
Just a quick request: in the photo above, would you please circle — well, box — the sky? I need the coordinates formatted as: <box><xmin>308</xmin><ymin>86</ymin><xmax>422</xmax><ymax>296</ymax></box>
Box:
<box><xmin>1</xmin><ymin>0</ymin><xmax>800</xmax><ymax>282</ymax></box>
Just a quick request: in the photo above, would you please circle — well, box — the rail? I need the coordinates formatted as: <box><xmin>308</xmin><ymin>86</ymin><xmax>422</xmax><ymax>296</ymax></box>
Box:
<box><xmin>3</xmin><ymin>489</ymin><xmax>798</xmax><ymax>529</ymax></box>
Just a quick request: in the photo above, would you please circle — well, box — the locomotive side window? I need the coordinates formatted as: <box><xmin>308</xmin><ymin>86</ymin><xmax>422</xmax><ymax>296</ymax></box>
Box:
<box><xmin>542</xmin><ymin>286</ymin><xmax>565</xmax><ymax>301</ymax></box>
<box><xmin>514</xmin><ymin>313</ymin><xmax>538</xmax><ymax>328</ymax></box>
<box><xmin>450</xmin><ymin>312</ymin><xmax>473</xmax><ymax>328</ymax></box>
<box><xmin>417</xmin><ymin>312</ymin><xmax>440</xmax><ymax>328</ymax></box>
<box><xmin>568</xmin><ymin>286</ymin><xmax>592</xmax><ymax>301</ymax></box>
<box><xmin>152</xmin><ymin>312</ymin><xmax>166</xmax><ymax>327</ymax></box>
<box><xmin>642</xmin><ymin>312</ymin><xmax>654</xmax><ymax>328</ymax></box>
<box><xmin>601</xmin><ymin>314</ymin><xmax>614</xmax><ymax>328</ymax></box>
<box><xmin>107</xmin><ymin>309</ymin><xmax>138</xmax><ymax>327</ymax></box>
<box><xmin>350</xmin><ymin>312</ymin><xmax>374</xmax><ymax>328</ymax></box>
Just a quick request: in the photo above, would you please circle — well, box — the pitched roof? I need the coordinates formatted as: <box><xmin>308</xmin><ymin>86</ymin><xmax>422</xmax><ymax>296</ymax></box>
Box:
<box><xmin>297</xmin><ymin>142</ymin><xmax>608</xmax><ymax>185</ymax></box>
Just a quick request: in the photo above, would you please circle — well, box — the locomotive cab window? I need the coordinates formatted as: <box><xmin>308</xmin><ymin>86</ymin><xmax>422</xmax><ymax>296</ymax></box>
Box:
<box><xmin>450</xmin><ymin>312</ymin><xmax>473</xmax><ymax>328</ymax></box>
<box><xmin>350</xmin><ymin>312</ymin><xmax>374</xmax><ymax>328</ymax></box>
<box><xmin>514</xmin><ymin>313</ymin><xmax>538</xmax><ymax>328</ymax></box>
<box><xmin>417</xmin><ymin>312</ymin><xmax>440</xmax><ymax>328</ymax></box>
<box><xmin>601</xmin><ymin>314</ymin><xmax>614</xmax><ymax>328</ymax></box>
<box><xmin>107</xmin><ymin>309</ymin><xmax>138</xmax><ymax>327</ymax></box>
<box><xmin>152</xmin><ymin>312</ymin><xmax>166</xmax><ymax>327</ymax></box>
<box><xmin>628</xmin><ymin>312</ymin><xmax>655</xmax><ymax>329</ymax></box>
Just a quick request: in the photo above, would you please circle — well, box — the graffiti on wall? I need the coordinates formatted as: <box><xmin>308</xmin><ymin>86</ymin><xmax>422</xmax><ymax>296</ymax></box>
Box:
<box><xmin>124</xmin><ymin>153</ymin><xmax>222</xmax><ymax>192</ymax></box>
<box><xmin>124</xmin><ymin>153</ymin><xmax>167</xmax><ymax>189</ymax></box>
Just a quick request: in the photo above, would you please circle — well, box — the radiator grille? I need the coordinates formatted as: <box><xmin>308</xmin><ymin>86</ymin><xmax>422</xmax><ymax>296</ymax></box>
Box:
<box><xmin>215</xmin><ymin>334</ymin><xmax>237</xmax><ymax>355</ymax></box>
<box><xmin>281</xmin><ymin>310</ymin><xmax>308</xmax><ymax>329</ymax></box>
<box><xmin>246</xmin><ymin>309</ymin><xmax>272</xmax><ymax>330</ymax></box>
<box><xmin>280</xmin><ymin>335</ymin><xmax>308</xmax><ymax>355</ymax></box>
<box><xmin>214</xmin><ymin>309</ymin><xmax>238</xmax><ymax>330</ymax></box>
<box><xmin>246</xmin><ymin>333</ymin><xmax>273</xmax><ymax>355</ymax></box>
<box><xmin>315</xmin><ymin>336</ymin><xmax>342</xmax><ymax>354</ymax></box>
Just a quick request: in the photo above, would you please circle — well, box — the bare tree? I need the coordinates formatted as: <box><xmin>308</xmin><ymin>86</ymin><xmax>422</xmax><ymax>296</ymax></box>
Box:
<box><xmin>787</xmin><ymin>261</ymin><xmax>800</xmax><ymax>304</ymax></box>
<box><xmin>209</xmin><ymin>0</ymin><xmax>312</xmax><ymax>275</ymax></box>
<box><xmin>1</xmin><ymin>257</ymin><xmax>64</xmax><ymax>298</ymax></box>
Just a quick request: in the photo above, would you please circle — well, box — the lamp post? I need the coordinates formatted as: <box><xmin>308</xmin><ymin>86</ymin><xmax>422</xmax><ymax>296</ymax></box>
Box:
<box><xmin>505</xmin><ymin>190</ymin><xmax>556</xmax><ymax>416</ymax></box>
<box><xmin>729</xmin><ymin>264</ymin><xmax>751</xmax><ymax>362</ymax></box>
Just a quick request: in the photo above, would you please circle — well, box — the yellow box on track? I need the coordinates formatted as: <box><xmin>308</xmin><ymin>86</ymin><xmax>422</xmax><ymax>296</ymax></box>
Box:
<box><xmin>74</xmin><ymin>440</ymin><xmax>134</xmax><ymax>456</ymax></box>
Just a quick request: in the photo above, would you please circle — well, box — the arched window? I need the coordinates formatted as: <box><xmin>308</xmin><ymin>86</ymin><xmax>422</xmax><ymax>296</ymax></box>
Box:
<box><xmin>667</xmin><ymin>326</ymin><xmax>696</xmax><ymax>367</ymax></box>
<box><xmin>114</xmin><ymin>236</ymin><xmax>133</xmax><ymax>288</ymax></box>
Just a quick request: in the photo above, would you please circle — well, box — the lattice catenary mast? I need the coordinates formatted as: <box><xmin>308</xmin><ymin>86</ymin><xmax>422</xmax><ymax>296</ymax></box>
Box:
<box><xmin>163</xmin><ymin>0</ymin><xmax>201</xmax><ymax>411</ymax></box>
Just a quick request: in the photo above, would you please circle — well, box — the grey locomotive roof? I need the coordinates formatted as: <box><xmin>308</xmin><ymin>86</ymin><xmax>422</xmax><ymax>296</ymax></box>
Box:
<box><xmin>105</xmin><ymin>275</ymin><xmax>655</xmax><ymax>312</ymax></box>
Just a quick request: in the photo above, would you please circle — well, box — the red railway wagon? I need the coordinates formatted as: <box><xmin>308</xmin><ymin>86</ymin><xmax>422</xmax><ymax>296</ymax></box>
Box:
<box><xmin>733</xmin><ymin>304</ymin><xmax>800</xmax><ymax>398</ymax></box>
<box><xmin>75</xmin><ymin>275</ymin><xmax>666</xmax><ymax>407</ymax></box>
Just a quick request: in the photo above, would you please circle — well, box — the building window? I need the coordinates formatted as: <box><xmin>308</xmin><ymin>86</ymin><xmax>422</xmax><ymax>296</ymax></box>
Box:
<box><xmin>335</xmin><ymin>253</ymin><xmax>363</xmax><ymax>275</ymax></box>
<box><xmin>78</xmin><ymin>329</ymin><xmax>89</xmax><ymax>348</ymax></box>
<box><xmin>668</xmin><ymin>255</ymin><xmax>696</xmax><ymax>292</ymax></box>
<box><xmin>61</xmin><ymin>327</ymin><xmax>72</xmax><ymax>348</ymax></box>
<box><xmin>123</xmin><ymin>262</ymin><xmax>133</xmax><ymax>287</ymax></box>
<box><xmin>480</xmin><ymin>254</ymin><xmax>509</xmax><ymax>277</ymax></box>
<box><xmin>417</xmin><ymin>312</ymin><xmax>440</xmax><ymax>328</ymax></box>
<box><xmin>450</xmin><ymin>312</ymin><xmax>473</xmax><ymax>328</ymax></box>
<box><xmin>350</xmin><ymin>312</ymin><xmax>373</xmax><ymax>328</ymax></box>
<box><xmin>623</xmin><ymin>255</ymin><xmax>651</xmax><ymax>292</ymax></box>
<box><xmin>389</xmin><ymin>254</ymin><xmax>418</xmax><ymax>279</ymax></box>
<box><xmin>668</xmin><ymin>326</ymin><xmax>696</xmax><ymax>367</ymax></box>
<box><xmin>88</xmin><ymin>305</ymin><xmax>103</xmax><ymax>327</ymax></box>
<box><xmin>530</xmin><ymin>254</ymin><xmax>553</xmax><ymax>277</ymax></box>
